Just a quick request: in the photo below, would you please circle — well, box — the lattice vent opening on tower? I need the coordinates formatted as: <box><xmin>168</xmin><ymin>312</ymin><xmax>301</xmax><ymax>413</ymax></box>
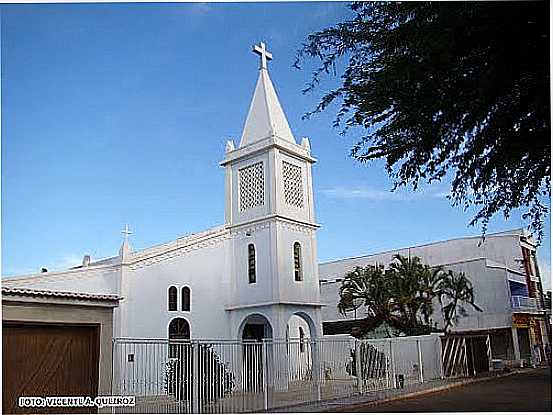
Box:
<box><xmin>282</xmin><ymin>161</ymin><xmax>304</xmax><ymax>208</ymax></box>
<box><xmin>239</xmin><ymin>161</ymin><xmax>265</xmax><ymax>211</ymax></box>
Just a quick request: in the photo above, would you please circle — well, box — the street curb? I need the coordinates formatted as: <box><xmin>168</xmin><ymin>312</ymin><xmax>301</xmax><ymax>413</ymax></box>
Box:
<box><xmin>322</xmin><ymin>369</ymin><xmax>526</xmax><ymax>412</ymax></box>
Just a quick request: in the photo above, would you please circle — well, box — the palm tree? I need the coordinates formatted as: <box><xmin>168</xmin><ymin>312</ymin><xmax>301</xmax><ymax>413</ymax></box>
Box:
<box><xmin>338</xmin><ymin>264</ymin><xmax>391</xmax><ymax>333</ymax></box>
<box><xmin>437</xmin><ymin>269</ymin><xmax>483</xmax><ymax>332</ymax></box>
<box><xmin>337</xmin><ymin>255</ymin><xmax>482</xmax><ymax>337</ymax></box>
<box><xmin>385</xmin><ymin>255</ymin><xmax>441</xmax><ymax>335</ymax></box>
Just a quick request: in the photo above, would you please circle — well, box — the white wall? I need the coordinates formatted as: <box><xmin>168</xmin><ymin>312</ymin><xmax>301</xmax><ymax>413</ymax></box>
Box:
<box><xmin>319</xmin><ymin>231</ymin><xmax>528</xmax><ymax>282</ymax></box>
<box><xmin>229</xmin><ymin>223</ymin><xmax>276</xmax><ymax>308</ymax></box>
<box><xmin>120</xmin><ymin>236</ymin><xmax>232</xmax><ymax>339</ymax></box>
<box><xmin>276</xmin><ymin>221</ymin><xmax>320</xmax><ymax>305</ymax></box>
<box><xmin>442</xmin><ymin>260</ymin><xmax>512</xmax><ymax>331</ymax></box>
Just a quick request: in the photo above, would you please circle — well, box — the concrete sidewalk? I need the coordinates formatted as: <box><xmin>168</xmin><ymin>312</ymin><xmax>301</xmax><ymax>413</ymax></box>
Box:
<box><xmin>266</xmin><ymin>369</ymin><xmax>530</xmax><ymax>413</ymax></box>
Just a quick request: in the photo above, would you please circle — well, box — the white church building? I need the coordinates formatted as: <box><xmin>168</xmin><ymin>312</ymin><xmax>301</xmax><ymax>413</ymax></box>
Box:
<box><xmin>3</xmin><ymin>42</ymin><xmax>548</xmax><ymax>366</ymax></box>
<box><xmin>3</xmin><ymin>42</ymin><xmax>323</xmax><ymax>344</ymax></box>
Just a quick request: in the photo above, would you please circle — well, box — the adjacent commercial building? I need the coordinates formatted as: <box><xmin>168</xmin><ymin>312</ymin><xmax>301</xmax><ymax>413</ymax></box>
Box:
<box><xmin>319</xmin><ymin>229</ymin><xmax>549</xmax><ymax>366</ymax></box>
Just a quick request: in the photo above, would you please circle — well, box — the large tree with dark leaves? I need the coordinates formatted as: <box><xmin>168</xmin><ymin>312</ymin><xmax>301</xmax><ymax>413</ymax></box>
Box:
<box><xmin>296</xmin><ymin>2</ymin><xmax>550</xmax><ymax>241</ymax></box>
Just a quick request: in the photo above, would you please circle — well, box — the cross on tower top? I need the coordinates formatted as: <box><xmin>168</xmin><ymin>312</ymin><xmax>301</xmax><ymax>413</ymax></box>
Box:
<box><xmin>253</xmin><ymin>41</ymin><xmax>272</xmax><ymax>70</ymax></box>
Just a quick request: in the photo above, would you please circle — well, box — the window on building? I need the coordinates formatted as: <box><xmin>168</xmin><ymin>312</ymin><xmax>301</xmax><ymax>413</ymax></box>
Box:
<box><xmin>299</xmin><ymin>327</ymin><xmax>305</xmax><ymax>353</ymax></box>
<box><xmin>168</xmin><ymin>286</ymin><xmax>177</xmax><ymax>311</ymax></box>
<box><xmin>248</xmin><ymin>244</ymin><xmax>256</xmax><ymax>283</ymax></box>
<box><xmin>294</xmin><ymin>242</ymin><xmax>303</xmax><ymax>281</ymax></box>
<box><xmin>182</xmin><ymin>287</ymin><xmax>190</xmax><ymax>311</ymax></box>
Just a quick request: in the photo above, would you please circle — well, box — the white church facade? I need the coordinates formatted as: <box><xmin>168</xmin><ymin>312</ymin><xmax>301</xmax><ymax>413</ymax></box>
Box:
<box><xmin>3</xmin><ymin>42</ymin><xmax>323</xmax><ymax>344</ymax></box>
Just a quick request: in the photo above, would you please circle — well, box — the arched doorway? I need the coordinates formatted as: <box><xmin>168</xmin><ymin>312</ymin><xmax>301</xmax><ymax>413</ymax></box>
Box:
<box><xmin>286</xmin><ymin>313</ymin><xmax>314</xmax><ymax>381</ymax></box>
<box><xmin>168</xmin><ymin>317</ymin><xmax>190</xmax><ymax>340</ymax></box>
<box><xmin>239</xmin><ymin>314</ymin><xmax>273</xmax><ymax>392</ymax></box>
<box><xmin>167</xmin><ymin>318</ymin><xmax>191</xmax><ymax>401</ymax></box>
<box><xmin>240</xmin><ymin>313</ymin><xmax>273</xmax><ymax>341</ymax></box>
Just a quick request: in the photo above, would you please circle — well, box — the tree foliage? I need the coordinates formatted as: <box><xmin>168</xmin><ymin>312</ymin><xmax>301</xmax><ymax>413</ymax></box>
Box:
<box><xmin>338</xmin><ymin>255</ymin><xmax>482</xmax><ymax>336</ymax></box>
<box><xmin>296</xmin><ymin>2</ymin><xmax>550</xmax><ymax>241</ymax></box>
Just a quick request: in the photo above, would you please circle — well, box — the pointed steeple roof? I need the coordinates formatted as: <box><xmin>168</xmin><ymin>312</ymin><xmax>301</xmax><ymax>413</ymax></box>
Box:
<box><xmin>239</xmin><ymin>42</ymin><xmax>295</xmax><ymax>147</ymax></box>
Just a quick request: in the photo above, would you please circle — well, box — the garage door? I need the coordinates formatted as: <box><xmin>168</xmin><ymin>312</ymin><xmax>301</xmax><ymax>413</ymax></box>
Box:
<box><xmin>2</xmin><ymin>322</ymin><xmax>100</xmax><ymax>414</ymax></box>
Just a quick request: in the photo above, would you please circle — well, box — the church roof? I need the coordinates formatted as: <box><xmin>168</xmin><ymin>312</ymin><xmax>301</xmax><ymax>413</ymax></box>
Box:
<box><xmin>70</xmin><ymin>256</ymin><xmax>119</xmax><ymax>269</ymax></box>
<box><xmin>2</xmin><ymin>286</ymin><xmax>120</xmax><ymax>302</ymax></box>
<box><xmin>126</xmin><ymin>224</ymin><xmax>229</xmax><ymax>263</ymax></box>
<box><xmin>239</xmin><ymin>43</ymin><xmax>295</xmax><ymax>147</ymax></box>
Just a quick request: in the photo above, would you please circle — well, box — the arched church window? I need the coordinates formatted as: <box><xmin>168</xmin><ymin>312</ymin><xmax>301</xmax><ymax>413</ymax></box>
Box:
<box><xmin>168</xmin><ymin>286</ymin><xmax>177</xmax><ymax>311</ymax></box>
<box><xmin>248</xmin><ymin>244</ymin><xmax>256</xmax><ymax>284</ymax></box>
<box><xmin>294</xmin><ymin>242</ymin><xmax>303</xmax><ymax>281</ymax></box>
<box><xmin>299</xmin><ymin>327</ymin><xmax>305</xmax><ymax>353</ymax></box>
<box><xmin>182</xmin><ymin>287</ymin><xmax>190</xmax><ymax>311</ymax></box>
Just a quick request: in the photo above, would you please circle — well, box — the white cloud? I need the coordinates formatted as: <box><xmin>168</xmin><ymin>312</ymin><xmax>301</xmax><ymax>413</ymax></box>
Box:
<box><xmin>321</xmin><ymin>186</ymin><xmax>449</xmax><ymax>202</ymax></box>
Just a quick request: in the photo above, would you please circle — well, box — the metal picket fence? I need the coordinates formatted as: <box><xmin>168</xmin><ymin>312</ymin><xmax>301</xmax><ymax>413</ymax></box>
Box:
<box><xmin>111</xmin><ymin>334</ymin><xmax>447</xmax><ymax>413</ymax></box>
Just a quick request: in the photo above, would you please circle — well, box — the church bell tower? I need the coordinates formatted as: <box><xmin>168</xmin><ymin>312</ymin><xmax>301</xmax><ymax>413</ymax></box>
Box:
<box><xmin>221</xmin><ymin>42</ymin><xmax>323</xmax><ymax>340</ymax></box>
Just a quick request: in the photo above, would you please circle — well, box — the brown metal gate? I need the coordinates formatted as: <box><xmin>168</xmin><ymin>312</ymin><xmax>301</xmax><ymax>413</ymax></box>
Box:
<box><xmin>2</xmin><ymin>322</ymin><xmax>100</xmax><ymax>414</ymax></box>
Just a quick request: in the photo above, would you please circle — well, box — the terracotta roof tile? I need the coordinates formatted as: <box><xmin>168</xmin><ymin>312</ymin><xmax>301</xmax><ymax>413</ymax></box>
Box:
<box><xmin>1</xmin><ymin>286</ymin><xmax>120</xmax><ymax>301</ymax></box>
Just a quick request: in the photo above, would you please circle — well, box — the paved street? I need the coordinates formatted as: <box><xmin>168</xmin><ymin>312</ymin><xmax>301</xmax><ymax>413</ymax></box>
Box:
<box><xmin>340</xmin><ymin>368</ymin><xmax>552</xmax><ymax>412</ymax></box>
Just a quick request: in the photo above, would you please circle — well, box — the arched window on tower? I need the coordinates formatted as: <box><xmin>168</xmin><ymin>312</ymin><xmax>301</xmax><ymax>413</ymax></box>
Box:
<box><xmin>182</xmin><ymin>287</ymin><xmax>190</xmax><ymax>311</ymax></box>
<box><xmin>294</xmin><ymin>242</ymin><xmax>303</xmax><ymax>281</ymax></box>
<box><xmin>248</xmin><ymin>244</ymin><xmax>256</xmax><ymax>284</ymax></box>
<box><xmin>168</xmin><ymin>286</ymin><xmax>177</xmax><ymax>311</ymax></box>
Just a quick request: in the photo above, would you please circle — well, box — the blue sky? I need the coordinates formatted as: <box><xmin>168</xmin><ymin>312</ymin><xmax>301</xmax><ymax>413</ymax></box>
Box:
<box><xmin>1</xmin><ymin>2</ymin><xmax>550</xmax><ymax>288</ymax></box>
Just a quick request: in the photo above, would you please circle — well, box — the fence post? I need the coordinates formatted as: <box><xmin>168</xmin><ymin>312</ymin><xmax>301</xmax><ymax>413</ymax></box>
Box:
<box><xmin>389</xmin><ymin>340</ymin><xmax>396</xmax><ymax>389</ymax></box>
<box><xmin>486</xmin><ymin>334</ymin><xmax>493</xmax><ymax>372</ymax></box>
<box><xmin>355</xmin><ymin>340</ymin><xmax>363</xmax><ymax>394</ymax></box>
<box><xmin>111</xmin><ymin>339</ymin><xmax>116</xmax><ymax>396</ymax></box>
<box><xmin>110</xmin><ymin>339</ymin><xmax>117</xmax><ymax>415</ymax></box>
<box><xmin>437</xmin><ymin>335</ymin><xmax>445</xmax><ymax>379</ymax></box>
<box><xmin>469</xmin><ymin>337</ymin><xmax>477</xmax><ymax>376</ymax></box>
<box><xmin>192</xmin><ymin>342</ymin><xmax>200</xmax><ymax>414</ymax></box>
<box><xmin>463</xmin><ymin>338</ymin><xmax>469</xmax><ymax>377</ymax></box>
<box><xmin>416</xmin><ymin>339</ymin><xmax>424</xmax><ymax>383</ymax></box>
<box><xmin>314</xmin><ymin>339</ymin><xmax>322</xmax><ymax>402</ymax></box>
<box><xmin>262</xmin><ymin>339</ymin><xmax>269</xmax><ymax>410</ymax></box>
